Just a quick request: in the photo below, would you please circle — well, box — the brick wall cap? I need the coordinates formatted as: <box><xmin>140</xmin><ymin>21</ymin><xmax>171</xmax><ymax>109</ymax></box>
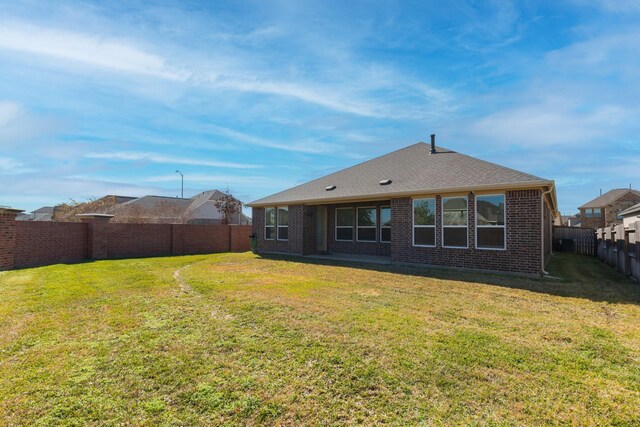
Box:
<box><xmin>0</xmin><ymin>207</ymin><xmax>25</xmax><ymax>214</ymax></box>
<box><xmin>76</xmin><ymin>213</ymin><xmax>115</xmax><ymax>221</ymax></box>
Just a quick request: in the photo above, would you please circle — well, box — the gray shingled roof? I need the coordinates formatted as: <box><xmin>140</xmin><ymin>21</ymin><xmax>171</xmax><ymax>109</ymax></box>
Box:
<box><xmin>249</xmin><ymin>142</ymin><xmax>552</xmax><ymax>207</ymax></box>
<box><xmin>579</xmin><ymin>189</ymin><xmax>640</xmax><ymax>209</ymax></box>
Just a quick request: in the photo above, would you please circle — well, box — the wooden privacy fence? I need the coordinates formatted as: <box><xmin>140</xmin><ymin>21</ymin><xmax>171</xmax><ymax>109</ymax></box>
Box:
<box><xmin>596</xmin><ymin>221</ymin><xmax>640</xmax><ymax>282</ymax></box>
<box><xmin>553</xmin><ymin>226</ymin><xmax>596</xmax><ymax>256</ymax></box>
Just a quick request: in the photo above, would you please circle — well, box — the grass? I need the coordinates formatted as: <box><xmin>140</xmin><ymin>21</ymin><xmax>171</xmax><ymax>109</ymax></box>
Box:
<box><xmin>1</xmin><ymin>252</ymin><xmax>639</xmax><ymax>426</ymax></box>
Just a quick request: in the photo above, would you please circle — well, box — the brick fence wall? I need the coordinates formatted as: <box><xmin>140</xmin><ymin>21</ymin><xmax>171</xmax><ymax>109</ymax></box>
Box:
<box><xmin>14</xmin><ymin>221</ymin><xmax>88</xmax><ymax>269</ymax></box>
<box><xmin>0</xmin><ymin>209</ymin><xmax>252</xmax><ymax>271</ymax></box>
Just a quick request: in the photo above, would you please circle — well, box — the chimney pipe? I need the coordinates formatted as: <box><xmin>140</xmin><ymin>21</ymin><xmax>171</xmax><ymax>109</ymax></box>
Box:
<box><xmin>430</xmin><ymin>134</ymin><xmax>436</xmax><ymax>154</ymax></box>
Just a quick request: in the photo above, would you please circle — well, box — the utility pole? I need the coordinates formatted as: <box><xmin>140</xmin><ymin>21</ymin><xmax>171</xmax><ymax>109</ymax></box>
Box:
<box><xmin>175</xmin><ymin>170</ymin><xmax>184</xmax><ymax>198</ymax></box>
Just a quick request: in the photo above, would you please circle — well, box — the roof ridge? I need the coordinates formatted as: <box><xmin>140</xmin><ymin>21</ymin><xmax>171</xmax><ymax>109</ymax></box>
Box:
<box><xmin>250</xmin><ymin>142</ymin><xmax>438</xmax><ymax>204</ymax></box>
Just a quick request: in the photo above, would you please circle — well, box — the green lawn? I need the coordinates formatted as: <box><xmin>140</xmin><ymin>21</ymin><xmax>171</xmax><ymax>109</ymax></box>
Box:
<box><xmin>1</xmin><ymin>252</ymin><xmax>639</xmax><ymax>426</ymax></box>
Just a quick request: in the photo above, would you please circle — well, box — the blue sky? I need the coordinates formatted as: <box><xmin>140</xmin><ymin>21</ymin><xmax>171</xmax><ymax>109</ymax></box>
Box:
<box><xmin>1</xmin><ymin>0</ymin><xmax>639</xmax><ymax>217</ymax></box>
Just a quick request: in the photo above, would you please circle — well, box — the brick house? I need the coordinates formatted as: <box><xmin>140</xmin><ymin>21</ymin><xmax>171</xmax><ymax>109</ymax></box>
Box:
<box><xmin>247</xmin><ymin>138</ymin><xmax>559</xmax><ymax>276</ymax></box>
<box><xmin>578</xmin><ymin>189</ymin><xmax>640</xmax><ymax>229</ymax></box>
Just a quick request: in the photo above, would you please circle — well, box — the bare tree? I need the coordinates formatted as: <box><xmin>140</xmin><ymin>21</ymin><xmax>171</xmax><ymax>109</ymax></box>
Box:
<box><xmin>214</xmin><ymin>189</ymin><xmax>242</xmax><ymax>225</ymax></box>
<box><xmin>52</xmin><ymin>196</ymin><xmax>119</xmax><ymax>222</ymax></box>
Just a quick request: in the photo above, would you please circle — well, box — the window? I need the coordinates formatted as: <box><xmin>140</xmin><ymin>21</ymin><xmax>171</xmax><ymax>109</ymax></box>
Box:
<box><xmin>380</xmin><ymin>206</ymin><xmax>391</xmax><ymax>243</ymax></box>
<box><xmin>476</xmin><ymin>195</ymin><xmax>505</xmax><ymax>250</ymax></box>
<box><xmin>585</xmin><ymin>208</ymin><xmax>602</xmax><ymax>218</ymax></box>
<box><xmin>336</xmin><ymin>208</ymin><xmax>354</xmax><ymax>241</ymax></box>
<box><xmin>265</xmin><ymin>208</ymin><xmax>275</xmax><ymax>240</ymax></box>
<box><xmin>277</xmin><ymin>207</ymin><xmax>289</xmax><ymax>240</ymax></box>
<box><xmin>413</xmin><ymin>198</ymin><xmax>435</xmax><ymax>246</ymax></box>
<box><xmin>357</xmin><ymin>207</ymin><xmax>377</xmax><ymax>242</ymax></box>
<box><xmin>442</xmin><ymin>196</ymin><xmax>468</xmax><ymax>248</ymax></box>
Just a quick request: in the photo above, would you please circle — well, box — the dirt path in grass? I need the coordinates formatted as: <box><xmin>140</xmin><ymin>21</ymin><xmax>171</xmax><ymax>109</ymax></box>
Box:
<box><xmin>173</xmin><ymin>264</ymin><xmax>198</xmax><ymax>295</ymax></box>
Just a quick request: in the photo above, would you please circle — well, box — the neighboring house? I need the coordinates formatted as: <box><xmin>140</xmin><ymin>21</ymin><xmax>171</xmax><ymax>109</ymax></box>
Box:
<box><xmin>619</xmin><ymin>203</ymin><xmax>640</xmax><ymax>229</ymax></box>
<box><xmin>16</xmin><ymin>206</ymin><xmax>55</xmax><ymax>221</ymax></box>
<box><xmin>248</xmin><ymin>139</ymin><xmax>559</xmax><ymax>276</ymax></box>
<box><xmin>110</xmin><ymin>190</ymin><xmax>251</xmax><ymax>225</ymax></box>
<box><xmin>187</xmin><ymin>190</ymin><xmax>251</xmax><ymax>225</ymax></box>
<box><xmin>561</xmin><ymin>214</ymin><xmax>581</xmax><ymax>227</ymax></box>
<box><xmin>578</xmin><ymin>189</ymin><xmax>640</xmax><ymax>229</ymax></box>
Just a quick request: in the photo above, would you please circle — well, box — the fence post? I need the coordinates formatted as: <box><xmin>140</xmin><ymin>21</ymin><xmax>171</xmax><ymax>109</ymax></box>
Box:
<box><xmin>615</xmin><ymin>224</ymin><xmax>627</xmax><ymax>275</ymax></box>
<box><xmin>77</xmin><ymin>214</ymin><xmax>113</xmax><ymax>260</ymax></box>
<box><xmin>0</xmin><ymin>208</ymin><xmax>24</xmax><ymax>271</ymax></box>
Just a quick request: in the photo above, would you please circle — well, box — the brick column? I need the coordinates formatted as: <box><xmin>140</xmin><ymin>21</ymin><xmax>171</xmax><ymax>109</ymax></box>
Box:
<box><xmin>0</xmin><ymin>208</ymin><xmax>24</xmax><ymax>271</ymax></box>
<box><xmin>77</xmin><ymin>214</ymin><xmax>113</xmax><ymax>260</ymax></box>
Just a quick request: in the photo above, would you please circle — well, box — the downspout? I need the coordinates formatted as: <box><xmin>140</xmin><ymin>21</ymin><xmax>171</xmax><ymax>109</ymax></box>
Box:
<box><xmin>541</xmin><ymin>183</ymin><xmax>554</xmax><ymax>275</ymax></box>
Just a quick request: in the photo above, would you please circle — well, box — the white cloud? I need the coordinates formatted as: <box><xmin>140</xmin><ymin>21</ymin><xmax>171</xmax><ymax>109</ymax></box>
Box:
<box><xmin>0</xmin><ymin>20</ymin><xmax>451</xmax><ymax>120</ymax></box>
<box><xmin>85</xmin><ymin>151</ymin><xmax>261</xmax><ymax>169</ymax></box>
<box><xmin>143</xmin><ymin>173</ymin><xmax>293</xmax><ymax>188</ymax></box>
<box><xmin>0</xmin><ymin>21</ymin><xmax>186</xmax><ymax>80</ymax></box>
<box><xmin>0</xmin><ymin>156</ymin><xmax>35</xmax><ymax>174</ymax></box>
<box><xmin>0</xmin><ymin>101</ymin><xmax>66</xmax><ymax>146</ymax></box>
<box><xmin>468</xmin><ymin>103</ymin><xmax>632</xmax><ymax>146</ymax></box>
<box><xmin>0</xmin><ymin>102</ymin><xmax>22</xmax><ymax>127</ymax></box>
<box><xmin>204</xmin><ymin>124</ymin><xmax>337</xmax><ymax>154</ymax></box>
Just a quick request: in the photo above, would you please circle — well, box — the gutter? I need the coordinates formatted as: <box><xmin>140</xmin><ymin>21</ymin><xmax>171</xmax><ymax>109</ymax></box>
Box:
<box><xmin>541</xmin><ymin>183</ymin><xmax>555</xmax><ymax>276</ymax></box>
<box><xmin>247</xmin><ymin>180</ymin><xmax>555</xmax><ymax>208</ymax></box>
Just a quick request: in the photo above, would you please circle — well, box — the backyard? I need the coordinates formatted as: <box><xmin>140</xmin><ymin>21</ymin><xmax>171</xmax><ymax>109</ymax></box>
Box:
<box><xmin>1</xmin><ymin>252</ymin><xmax>639</xmax><ymax>425</ymax></box>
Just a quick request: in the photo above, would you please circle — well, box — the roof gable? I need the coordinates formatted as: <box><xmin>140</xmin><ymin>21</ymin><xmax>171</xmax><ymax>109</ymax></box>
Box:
<box><xmin>619</xmin><ymin>202</ymin><xmax>640</xmax><ymax>217</ymax></box>
<box><xmin>579</xmin><ymin>189</ymin><xmax>640</xmax><ymax>209</ymax></box>
<box><xmin>249</xmin><ymin>142</ymin><xmax>551</xmax><ymax>207</ymax></box>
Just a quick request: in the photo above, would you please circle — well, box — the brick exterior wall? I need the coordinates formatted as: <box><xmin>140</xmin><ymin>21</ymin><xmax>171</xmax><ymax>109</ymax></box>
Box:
<box><xmin>0</xmin><ymin>214</ymin><xmax>252</xmax><ymax>271</ymax></box>
<box><xmin>391</xmin><ymin>190</ymin><xmax>543</xmax><ymax>274</ymax></box>
<box><xmin>14</xmin><ymin>221</ymin><xmax>88</xmax><ymax>268</ymax></box>
<box><xmin>579</xmin><ymin>210</ymin><xmax>605</xmax><ymax>229</ymax></box>
<box><xmin>326</xmin><ymin>201</ymin><xmax>392</xmax><ymax>257</ymax></box>
<box><xmin>252</xmin><ymin>205</ymin><xmax>307</xmax><ymax>254</ymax></box>
<box><xmin>252</xmin><ymin>189</ymin><xmax>545</xmax><ymax>275</ymax></box>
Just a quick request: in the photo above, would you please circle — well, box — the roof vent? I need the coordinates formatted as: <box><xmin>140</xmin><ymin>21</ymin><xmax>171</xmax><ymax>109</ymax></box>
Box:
<box><xmin>430</xmin><ymin>134</ymin><xmax>437</xmax><ymax>154</ymax></box>
<box><xmin>379</xmin><ymin>179</ymin><xmax>392</xmax><ymax>185</ymax></box>
<box><xmin>325</xmin><ymin>185</ymin><xmax>336</xmax><ymax>191</ymax></box>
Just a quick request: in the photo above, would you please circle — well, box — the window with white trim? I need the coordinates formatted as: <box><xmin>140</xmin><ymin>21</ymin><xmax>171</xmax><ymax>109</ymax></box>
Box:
<box><xmin>265</xmin><ymin>208</ymin><xmax>275</xmax><ymax>240</ymax></box>
<box><xmin>442</xmin><ymin>196</ymin><xmax>468</xmax><ymax>248</ymax></box>
<box><xmin>476</xmin><ymin>195</ymin><xmax>505</xmax><ymax>250</ymax></box>
<box><xmin>357</xmin><ymin>207</ymin><xmax>377</xmax><ymax>242</ymax></box>
<box><xmin>277</xmin><ymin>206</ymin><xmax>289</xmax><ymax>240</ymax></box>
<box><xmin>380</xmin><ymin>206</ymin><xmax>391</xmax><ymax>243</ymax></box>
<box><xmin>336</xmin><ymin>208</ymin><xmax>354</xmax><ymax>241</ymax></box>
<box><xmin>413</xmin><ymin>198</ymin><xmax>435</xmax><ymax>246</ymax></box>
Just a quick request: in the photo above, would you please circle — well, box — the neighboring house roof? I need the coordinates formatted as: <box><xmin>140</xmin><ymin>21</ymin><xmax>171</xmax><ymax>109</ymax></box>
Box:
<box><xmin>187</xmin><ymin>189</ymin><xmax>227</xmax><ymax>212</ymax></box>
<box><xmin>114</xmin><ymin>195</ymin><xmax>192</xmax><ymax>217</ymax></box>
<box><xmin>619</xmin><ymin>202</ymin><xmax>640</xmax><ymax>217</ymax></box>
<box><xmin>110</xmin><ymin>191</ymin><xmax>246</xmax><ymax>223</ymax></box>
<box><xmin>32</xmin><ymin>206</ymin><xmax>54</xmax><ymax>214</ymax></box>
<box><xmin>248</xmin><ymin>142</ymin><xmax>554</xmax><ymax>207</ymax></box>
<box><xmin>111</xmin><ymin>195</ymin><xmax>138</xmax><ymax>204</ymax></box>
<box><xmin>239</xmin><ymin>212</ymin><xmax>252</xmax><ymax>225</ymax></box>
<box><xmin>579</xmin><ymin>189</ymin><xmax>640</xmax><ymax>209</ymax></box>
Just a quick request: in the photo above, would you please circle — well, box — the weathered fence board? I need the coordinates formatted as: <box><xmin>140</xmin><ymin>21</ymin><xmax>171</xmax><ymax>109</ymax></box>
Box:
<box><xmin>553</xmin><ymin>226</ymin><xmax>596</xmax><ymax>256</ymax></box>
<box><xmin>596</xmin><ymin>221</ymin><xmax>640</xmax><ymax>282</ymax></box>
